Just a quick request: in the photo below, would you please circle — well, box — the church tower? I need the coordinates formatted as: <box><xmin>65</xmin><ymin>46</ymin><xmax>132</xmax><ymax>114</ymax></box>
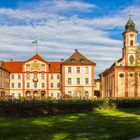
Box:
<box><xmin>122</xmin><ymin>16</ymin><xmax>138</xmax><ymax>66</ymax></box>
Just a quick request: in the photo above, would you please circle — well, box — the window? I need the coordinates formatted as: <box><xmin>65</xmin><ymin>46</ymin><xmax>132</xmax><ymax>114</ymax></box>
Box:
<box><xmin>42</xmin><ymin>83</ymin><xmax>45</xmax><ymax>88</ymax></box>
<box><xmin>57</xmin><ymin>93</ymin><xmax>61</xmax><ymax>97</ymax></box>
<box><xmin>57</xmin><ymin>74</ymin><xmax>60</xmax><ymax>79</ymax></box>
<box><xmin>26</xmin><ymin>64</ymin><xmax>30</xmax><ymax>71</ymax></box>
<box><xmin>27</xmin><ymin>83</ymin><xmax>30</xmax><ymax>88</ymax></box>
<box><xmin>51</xmin><ymin>74</ymin><xmax>53</xmax><ymax>79</ymax></box>
<box><xmin>76</xmin><ymin>67</ymin><xmax>80</xmax><ymax>73</ymax></box>
<box><xmin>26</xmin><ymin>74</ymin><xmax>30</xmax><ymax>80</ymax></box>
<box><xmin>85</xmin><ymin>67</ymin><xmax>89</xmax><ymax>74</ymax></box>
<box><xmin>51</xmin><ymin>83</ymin><xmax>54</xmax><ymax>88</ymax></box>
<box><xmin>85</xmin><ymin>91</ymin><xmax>89</xmax><ymax>97</ymax></box>
<box><xmin>33</xmin><ymin>91</ymin><xmax>38</xmax><ymax>97</ymax></box>
<box><xmin>80</xmin><ymin>59</ymin><xmax>84</xmax><ymax>63</ymax></box>
<box><xmin>41</xmin><ymin>74</ymin><xmax>45</xmax><ymax>80</ymax></box>
<box><xmin>41</xmin><ymin>91</ymin><xmax>46</xmax><ymax>97</ymax></box>
<box><xmin>11</xmin><ymin>74</ymin><xmax>14</xmax><ymax>79</ymax></box>
<box><xmin>18</xmin><ymin>93</ymin><xmax>21</xmax><ymax>97</ymax></box>
<box><xmin>77</xmin><ymin>78</ymin><xmax>80</xmax><ymax>84</ymax></box>
<box><xmin>41</xmin><ymin>64</ymin><xmax>45</xmax><ymax>71</ymax></box>
<box><xmin>34</xmin><ymin>83</ymin><xmax>37</xmax><ymax>88</ymax></box>
<box><xmin>70</xmin><ymin>59</ymin><xmax>75</xmax><ymax>62</ymax></box>
<box><xmin>129</xmin><ymin>55</ymin><xmax>134</xmax><ymax>64</ymax></box>
<box><xmin>34</xmin><ymin>74</ymin><xmax>37</xmax><ymax>79</ymax></box>
<box><xmin>68</xmin><ymin>78</ymin><xmax>72</xmax><ymax>85</ymax></box>
<box><xmin>130</xmin><ymin>40</ymin><xmax>133</xmax><ymax>46</ymax></box>
<box><xmin>12</xmin><ymin>93</ymin><xmax>14</xmax><ymax>97</ymax></box>
<box><xmin>68</xmin><ymin>67</ymin><xmax>72</xmax><ymax>73</ymax></box>
<box><xmin>57</xmin><ymin>83</ymin><xmax>60</xmax><ymax>88</ymax></box>
<box><xmin>130</xmin><ymin>73</ymin><xmax>133</xmax><ymax>77</ymax></box>
<box><xmin>18</xmin><ymin>83</ymin><xmax>21</xmax><ymax>88</ymax></box>
<box><xmin>119</xmin><ymin>73</ymin><xmax>124</xmax><ymax>78</ymax></box>
<box><xmin>85</xmin><ymin>78</ymin><xmax>89</xmax><ymax>85</ymax></box>
<box><xmin>50</xmin><ymin>93</ymin><xmax>53</xmax><ymax>97</ymax></box>
<box><xmin>11</xmin><ymin>83</ymin><xmax>14</xmax><ymax>88</ymax></box>
<box><xmin>18</xmin><ymin>74</ymin><xmax>21</xmax><ymax>79</ymax></box>
<box><xmin>68</xmin><ymin>91</ymin><xmax>72</xmax><ymax>96</ymax></box>
<box><xmin>76</xmin><ymin>91</ymin><xmax>80</xmax><ymax>97</ymax></box>
<box><xmin>94</xmin><ymin>83</ymin><xmax>97</xmax><ymax>87</ymax></box>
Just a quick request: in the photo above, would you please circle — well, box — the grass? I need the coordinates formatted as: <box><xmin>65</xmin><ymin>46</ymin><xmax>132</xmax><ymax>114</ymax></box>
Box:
<box><xmin>0</xmin><ymin>108</ymin><xmax>140</xmax><ymax>140</ymax></box>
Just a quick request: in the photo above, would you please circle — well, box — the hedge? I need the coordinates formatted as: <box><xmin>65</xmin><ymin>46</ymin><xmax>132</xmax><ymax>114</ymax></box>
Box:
<box><xmin>0</xmin><ymin>98</ymin><xmax>140</xmax><ymax>117</ymax></box>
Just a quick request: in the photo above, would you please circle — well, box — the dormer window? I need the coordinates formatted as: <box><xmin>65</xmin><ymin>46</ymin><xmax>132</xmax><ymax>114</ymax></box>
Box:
<box><xmin>70</xmin><ymin>59</ymin><xmax>75</xmax><ymax>62</ymax></box>
<box><xmin>80</xmin><ymin>59</ymin><xmax>84</xmax><ymax>63</ymax></box>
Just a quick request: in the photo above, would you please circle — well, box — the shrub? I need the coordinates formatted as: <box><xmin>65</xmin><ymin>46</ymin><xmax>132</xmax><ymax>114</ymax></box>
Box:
<box><xmin>111</xmin><ymin>98</ymin><xmax>140</xmax><ymax>108</ymax></box>
<box><xmin>0</xmin><ymin>98</ymin><xmax>140</xmax><ymax>117</ymax></box>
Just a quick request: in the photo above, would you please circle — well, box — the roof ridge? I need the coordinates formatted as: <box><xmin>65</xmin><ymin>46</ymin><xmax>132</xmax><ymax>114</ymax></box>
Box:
<box><xmin>24</xmin><ymin>53</ymin><xmax>47</xmax><ymax>63</ymax></box>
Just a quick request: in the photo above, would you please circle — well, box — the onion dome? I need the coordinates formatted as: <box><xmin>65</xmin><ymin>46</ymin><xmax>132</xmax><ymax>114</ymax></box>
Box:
<box><xmin>123</xmin><ymin>18</ymin><xmax>138</xmax><ymax>34</ymax></box>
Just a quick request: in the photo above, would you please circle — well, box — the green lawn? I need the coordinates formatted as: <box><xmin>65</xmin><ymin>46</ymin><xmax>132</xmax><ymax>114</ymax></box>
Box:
<box><xmin>0</xmin><ymin>108</ymin><xmax>140</xmax><ymax>140</ymax></box>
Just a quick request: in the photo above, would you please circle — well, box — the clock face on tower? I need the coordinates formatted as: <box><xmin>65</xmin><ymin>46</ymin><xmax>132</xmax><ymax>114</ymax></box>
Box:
<box><xmin>130</xmin><ymin>34</ymin><xmax>134</xmax><ymax>38</ymax></box>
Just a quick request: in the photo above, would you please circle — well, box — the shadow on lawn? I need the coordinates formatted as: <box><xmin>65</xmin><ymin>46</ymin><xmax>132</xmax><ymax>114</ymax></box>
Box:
<box><xmin>0</xmin><ymin>109</ymin><xmax>140</xmax><ymax>140</ymax></box>
<box><xmin>117</xmin><ymin>108</ymin><xmax>140</xmax><ymax>116</ymax></box>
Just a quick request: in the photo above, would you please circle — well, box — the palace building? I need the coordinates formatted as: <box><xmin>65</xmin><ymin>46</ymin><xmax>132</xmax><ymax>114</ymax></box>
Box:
<box><xmin>3</xmin><ymin>49</ymin><xmax>96</xmax><ymax>98</ymax></box>
<box><xmin>99</xmin><ymin>17</ymin><xmax>140</xmax><ymax>98</ymax></box>
<box><xmin>2</xmin><ymin>17</ymin><xmax>140</xmax><ymax>99</ymax></box>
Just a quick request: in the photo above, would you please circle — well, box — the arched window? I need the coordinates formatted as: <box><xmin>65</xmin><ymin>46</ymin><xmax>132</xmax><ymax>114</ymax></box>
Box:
<box><xmin>41</xmin><ymin>91</ymin><xmax>46</xmax><ymax>97</ymax></box>
<box><xmin>26</xmin><ymin>91</ymin><xmax>31</xmax><ymax>97</ymax></box>
<box><xmin>33</xmin><ymin>90</ymin><xmax>38</xmax><ymax>96</ymax></box>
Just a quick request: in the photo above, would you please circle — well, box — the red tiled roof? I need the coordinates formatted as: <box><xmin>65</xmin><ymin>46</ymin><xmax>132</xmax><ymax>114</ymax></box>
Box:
<box><xmin>0</xmin><ymin>61</ymin><xmax>9</xmax><ymax>72</ymax></box>
<box><xmin>48</xmin><ymin>62</ymin><xmax>62</xmax><ymax>73</ymax></box>
<box><xmin>4</xmin><ymin>62</ymin><xmax>23</xmax><ymax>73</ymax></box>
<box><xmin>24</xmin><ymin>53</ymin><xmax>47</xmax><ymax>63</ymax></box>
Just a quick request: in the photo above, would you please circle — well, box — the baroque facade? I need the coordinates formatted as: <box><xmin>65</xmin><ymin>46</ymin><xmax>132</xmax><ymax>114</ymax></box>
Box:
<box><xmin>99</xmin><ymin>18</ymin><xmax>140</xmax><ymax>98</ymax></box>
<box><xmin>4</xmin><ymin>49</ymin><xmax>96</xmax><ymax>98</ymax></box>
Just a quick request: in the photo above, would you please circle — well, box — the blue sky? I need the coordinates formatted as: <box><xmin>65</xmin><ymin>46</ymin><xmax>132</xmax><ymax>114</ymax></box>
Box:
<box><xmin>0</xmin><ymin>0</ymin><xmax>140</xmax><ymax>78</ymax></box>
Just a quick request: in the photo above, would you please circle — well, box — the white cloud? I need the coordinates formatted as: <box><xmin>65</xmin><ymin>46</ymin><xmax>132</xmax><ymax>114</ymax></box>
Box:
<box><xmin>18</xmin><ymin>0</ymin><xmax>96</xmax><ymax>12</ymax></box>
<box><xmin>0</xmin><ymin>22</ymin><xmax>122</xmax><ymax>78</ymax></box>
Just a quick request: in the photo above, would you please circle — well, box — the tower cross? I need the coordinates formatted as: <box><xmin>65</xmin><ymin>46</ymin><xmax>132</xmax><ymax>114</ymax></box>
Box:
<box><xmin>128</xmin><ymin>10</ymin><xmax>132</xmax><ymax>20</ymax></box>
